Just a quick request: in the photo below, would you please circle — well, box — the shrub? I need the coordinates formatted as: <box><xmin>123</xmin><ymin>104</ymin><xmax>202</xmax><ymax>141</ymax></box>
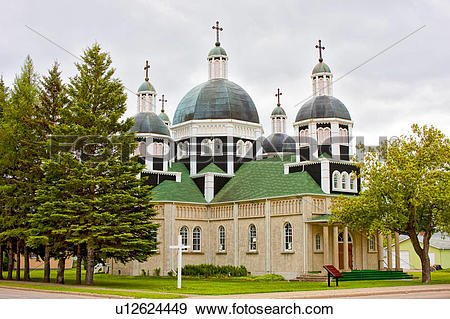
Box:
<box><xmin>154</xmin><ymin>268</ymin><xmax>161</xmax><ymax>276</ymax></box>
<box><xmin>181</xmin><ymin>264</ymin><xmax>248</xmax><ymax>277</ymax></box>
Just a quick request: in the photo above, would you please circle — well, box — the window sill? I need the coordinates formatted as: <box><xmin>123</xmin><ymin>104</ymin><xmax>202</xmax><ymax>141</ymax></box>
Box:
<box><xmin>313</xmin><ymin>250</ymin><xmax>323</xmax><ymax>254</ymax></box>
<box><xmin>281</xmin><ymin>250</ymin><xmax>295</xmax><ymax>254</ymax></box>
<box><xmin>216</xmin><ymin>251</ymin><xmax>227</xmax><ymax>255</ymax></box>
<box><xmin>185</xmin><ymin>251</ymin><xmax>204</xmax><ymax>255</ymax></box>
<box><xmin>368</xmin><ymin>250</ymin><xmax>378</xmax><ymax>253</ymax></box>
<box><xmin>246</xmin><ymin>251</ymin><xmax>258</xmax><ymax>255</ymax></box>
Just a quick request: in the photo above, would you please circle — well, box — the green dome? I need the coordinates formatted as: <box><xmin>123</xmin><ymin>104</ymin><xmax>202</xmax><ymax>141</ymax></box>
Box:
<box><xmin>208</xmin><ymin>46</ymin><xmax>227</xmax><ymax>57</ymax></box>
<box><xmin>312</xmin><ymin>62</ymin><xmax>331</xmax><ymax>74</ymax></box>
<box><xmin>271</xmin><ymin>106</ymin><xmax>286</xmax><ymax>116</ymax></box>
<box><xmin>173</xmin><ymin>79</ymin><xmax>260</xmax><ymax>125</ymax></box>
<box><xmin>138</xmin><ymin>80</ymin><xmax>155</xmax><ymax>92</ymax></box>
<box><xmin>130</xmin><ymin>112</ymin><xmax>170</xmax><ymax>135</ymax></box>
<box><xmin>295</xmin><ymin>95</ymin><xmax>351</xmax><ymax>122</ymax></box>
<box><xmin>159</xmin><ymin>111</ymin><xmax>170</xmax><ymax>122</ymax></box>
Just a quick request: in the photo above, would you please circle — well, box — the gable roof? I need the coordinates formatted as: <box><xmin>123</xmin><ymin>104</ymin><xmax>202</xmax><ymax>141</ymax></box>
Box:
<box><xmin>211</xmin><ymin>158</ymin><xmax>324</xmax><ymax>203</ymax></box>
<box><xmin>151</xmin><ymin>162</ymin><xmax>206</xmax><ymax>203</ymax></box>
<box><xmin>398</xmin><ymin>233</ymin><xmax>450</xmax><ymax>250</ymax></box>
<box><xmin>198</xmin><ymin>162</ymin><xmax>226</xmax><ymax>174</ymax></box>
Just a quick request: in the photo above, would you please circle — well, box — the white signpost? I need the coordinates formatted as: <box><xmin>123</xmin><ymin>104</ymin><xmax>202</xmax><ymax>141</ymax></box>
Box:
<box><xmin>169</xmin><ymin>235</ymin><xmax>190</xmax><ymax>289</ymax></box>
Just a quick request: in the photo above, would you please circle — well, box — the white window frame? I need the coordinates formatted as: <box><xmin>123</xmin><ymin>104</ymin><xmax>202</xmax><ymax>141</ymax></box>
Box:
<box><xmin>368</xmin><ymin>236</ymin><xmax>376</xmax><ymax>252</ymax></box>
<box><xmin>249</xmin><ymin>224</ymin><xmax>257</xmax><ymax>251</ymax></box>
<box><xmin>284</xmin><ymin>222</ymin><xmax>293</xmax><ymax>251</ymax></box>
<box><xmin>315</xmin><ymin>233</ymin><xmax>322</xmax><ymax>252</ymax></box>
<box><xmin>236</xmin><ymin>140</ymin><xmax>244</xmax><ymax>157</ymax></box>
<box><xmin>341</xmin><ymin>172</ymin><xmax>349</xmax><ymax>190</ymax></box>
<box><xmin>201</xmin><ymin>138</ymin><xmax>212</xmax><ymax>156</ymax></box>
<box><xmin>218</xmin><ymin>226</ymin><xmax>226</xmax><ymax>252</ymax></box>
<box><xmin>244</xmin><ymin>141</ymin><xmax>253</xmax><ymax>158</ymax></box>
<box><xmin>213</xmin><ymin>138</ymin><xmax>223</xmax><ymax>156</ymax></box>
<box><xmin>333</xmin><ymin>171</ymin><xmax>341</xmax><ymax>190</ymax></box>
<box><xmin>180</xmin><ymin>226</ymin><xmax>189</xmax><ymax>251</ymax></box>
<box><xmin>192</xmin><ymin>227</ymin><xmax>201</xmax><ymax>252</ymax></box>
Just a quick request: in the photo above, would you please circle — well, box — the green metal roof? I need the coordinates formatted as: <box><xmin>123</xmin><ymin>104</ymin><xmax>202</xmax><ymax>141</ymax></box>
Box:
<box><xmin>173</xmin><ymin>79</ymin><xmax>260</xmax><ymax>125</ymax></box>
<box><xmin>138</xmin><ymin>80</ymin><xmax>155</xmax><ymax>92</ymax></box>
<box><xmin>159</xmin><ymin>111</ymin><xmax>170</xmax><ymax>122</ymax></box>
<box><xmin>198</xmin><ymin>163</ymin><xmax>226</xmax><ymax>174</ymax></box>
<box><xmin>208</xmin><ymin>46</ymin><xmax>227</xmax><ymax>57</ymax></box>
<box><xmin>312</xmin><ymin>62</ymin><xmax>331</xmax><ymax>74</ymax></box>
<box><xmin>271</xmin><ymin>106</ymin><xmax>286</xmax><ymax>116</ymax></box>
<box><xmin>151</xmin><ymin>163</ymin><xmax>206</xmax><ymax>203</ymax></box>
<box><xmin>295</xmin><ymin>95</ymin><xmax>351</xmax><ymax>122</ymax></box>
<box><xmin>211</xmin><ymin>158</ymin><xmax>324</xmax><ymax>203</ymax></box>
<box><xmin>129</xmin><ymin>112</ymin><xmax>170</xmax><ymax>135</ymax></box>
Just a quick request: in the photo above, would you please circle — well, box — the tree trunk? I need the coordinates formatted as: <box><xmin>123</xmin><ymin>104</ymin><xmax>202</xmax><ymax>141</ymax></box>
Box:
<box><xmin>85</xmin><ymin>246</ymin><xmax>95</xmax><ymax>286</ymax></box>
<box><xmin>56</xmin><ymin>257</ymin><xmax>65</xmax><ymax>284</ymax></box>
<box><xmin>15</xmin><ymin>240</ymin><xmax>20</xmax><ymax>281</ymax></box>
<box><xmin>0</xmin><ymin>245</ymin><xmax>3</xmax><ymax>280</ymax></box>
<box><xmin>7</xmin><ymin>240</ymin><xmax>14</xmax><ymax>280</ymax></box>
<box><xmin>408</xmin><ymin>230</ymin><xmax>432</xmax><ymax>283</ymax></box>
<box><xmin>23</xmin><ymin>243</ymin><xmax>30</xmax><ymax>281</ymax></box>
<box><xmin>76</xmin><ymin>244</ymin><xmax>82</xmax><ymax>285</ymax></box>
<box><xmin>43</xmin><ymin>246</ymin><xmax>50</xmax><ymax>283</ymax></box>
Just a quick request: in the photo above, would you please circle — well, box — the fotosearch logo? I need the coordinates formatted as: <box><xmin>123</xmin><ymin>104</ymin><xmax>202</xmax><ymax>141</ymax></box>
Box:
<box><xmin>48</xmin><ymin>134</ymin><xmax>392</xmax><ymax>163</ymax></box>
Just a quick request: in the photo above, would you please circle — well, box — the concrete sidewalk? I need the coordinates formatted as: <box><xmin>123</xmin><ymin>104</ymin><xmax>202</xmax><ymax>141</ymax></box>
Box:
<box><xmin>190</xmin><ymin>284</ymin><xmax>450</xmax><ymax>299</ymax></box>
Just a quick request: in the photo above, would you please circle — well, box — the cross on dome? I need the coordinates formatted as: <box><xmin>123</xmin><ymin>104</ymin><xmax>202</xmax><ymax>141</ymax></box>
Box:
<box><xmin>275</xmin><ymin>88</ymin><xmax>282</xmax><ymax>107</ymax></box>
<box><xmin>144</xmin><ymin>60</ymin><xmax>150</xmax><ymax>81</ymax></box>
<box><xmin>212</xmin><ymin>21</ymin><xmax>223</xmax><ymax>46</ymax></box>
<box><xmin>159</xmin><ymin>94</ymin><xmax>167</xmax><ymax>112</ymax></box>
<box><xmin>315</xmin><ymin>40</ymin><xmax>325</xmax><ymax>62</ymax></box>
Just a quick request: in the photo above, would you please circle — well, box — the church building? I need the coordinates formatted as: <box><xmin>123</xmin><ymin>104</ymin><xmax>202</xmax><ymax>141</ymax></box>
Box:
<box><xmin>109</xmin><ymin>23</ymin><xmax>402</xmax><ymax>279</ymax></box>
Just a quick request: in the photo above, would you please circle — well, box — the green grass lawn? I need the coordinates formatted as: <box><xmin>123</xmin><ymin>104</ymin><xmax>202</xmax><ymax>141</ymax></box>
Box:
<box><xmin>1</xmin><ymin>269</ymin><xmax>450</xmax><ymax>297</ymax></box>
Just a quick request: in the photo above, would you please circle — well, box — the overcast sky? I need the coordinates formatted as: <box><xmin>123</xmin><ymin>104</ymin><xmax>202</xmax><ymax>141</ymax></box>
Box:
<box><xmin>1</xmin><ymin>0</ymin><xmax>449</xmax><ymax>145</ymax></box>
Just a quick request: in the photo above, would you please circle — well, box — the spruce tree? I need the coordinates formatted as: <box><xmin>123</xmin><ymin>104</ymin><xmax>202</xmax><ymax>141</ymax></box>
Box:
<box><xmin>36</xmin><ymin>43</ymin><xmax>157</xmax><ymax>285</ymax></box>
<box><xmin>0</xmin><ymin>57</ymin><xmax>44</xmax><ymax>281</ymax></box>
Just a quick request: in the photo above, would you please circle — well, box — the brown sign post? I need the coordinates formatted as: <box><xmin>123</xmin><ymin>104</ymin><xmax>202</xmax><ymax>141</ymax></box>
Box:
<box><xmin>323</xmin><ymin>265</ymin><xmax>343</xmax><ymax>287</ymax></box>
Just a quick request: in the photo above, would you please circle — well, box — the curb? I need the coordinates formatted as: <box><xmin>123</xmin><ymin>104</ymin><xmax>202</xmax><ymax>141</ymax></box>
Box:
<box><xmin>0</xmin><ymin>285</ymin><xmax>133</xmax><ymax>299</ymax></box>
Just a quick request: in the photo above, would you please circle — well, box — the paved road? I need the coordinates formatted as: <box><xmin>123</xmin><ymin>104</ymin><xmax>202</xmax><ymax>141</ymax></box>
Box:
<box><xmin>0</xmin><ymin>287</ymin><xmax>105</xmax><ymax>299</ymax></box>
<box><xmin>346</xmin><ymin>290</ymin><xmax>450</xmax><ymax>299</ymax></box>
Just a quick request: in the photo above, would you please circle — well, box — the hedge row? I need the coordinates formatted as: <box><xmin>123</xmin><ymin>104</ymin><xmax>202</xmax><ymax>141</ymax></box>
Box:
<box><xmin>182</xmin><ymin>264</ymin><xmax>248</xmax><ymax>277</ymax></box>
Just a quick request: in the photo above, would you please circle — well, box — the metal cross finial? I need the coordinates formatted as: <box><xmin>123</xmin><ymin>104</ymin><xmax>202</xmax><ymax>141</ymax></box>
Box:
<box><xmin>159</xmin><ymin>94</ymin><xmax>167</xmax><ymax>112</ymax></box>
<box><xmin>315</xmin><ymin>40</ymin><xmax>325</xmax><ymax>62</ymax></box>
<box><xmin>212</xmin><ymin>21</ymin><xmax>223</xmax><ymax>46</ymax></box>
<box><xmin>144</xmin><ymin>60</ymin><xmax>150</xmax><ymax>81</ymax></box>
<box><xmin>275</xmin><ymin>88</ymin><xmax>282</xmax><ymax>107</ymax></box>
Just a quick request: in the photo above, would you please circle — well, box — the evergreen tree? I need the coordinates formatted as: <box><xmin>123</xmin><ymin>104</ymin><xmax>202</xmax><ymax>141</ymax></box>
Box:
<box><xmin>0</xmin><ymin>56</ymin><xmax>44</xmax><ymax>281</ymax></box>
<box><xmin>34</xmin><ymin>43</ymin><xmax>157</xmax><ymax>285</ymax></box>
<box><xmin>0</xmin><ymin>77</ymin><xmax>9</xmax><ymax>280</ymax></box>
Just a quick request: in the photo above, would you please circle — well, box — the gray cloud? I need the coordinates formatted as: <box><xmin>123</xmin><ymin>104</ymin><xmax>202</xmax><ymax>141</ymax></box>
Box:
<box><xmin>1</xmin><ymin>0</ymin><xmax>448</xmax><ymax>143</ymax></box>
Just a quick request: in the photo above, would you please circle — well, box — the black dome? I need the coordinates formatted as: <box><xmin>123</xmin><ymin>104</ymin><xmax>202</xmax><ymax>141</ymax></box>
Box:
<box><xmin>173</xmin><ymin>79</ymin><xmax>260</xmax><ymax>125</ymax></box>
<box><xmin>262</xmin><ymin>133</ymin><xmax>296</xmax><ymax>153</ymax></box>
<box><xmin>295</xmin><ymin>95</ymin><xmax>351</xmax><ymax>122</ymax></box>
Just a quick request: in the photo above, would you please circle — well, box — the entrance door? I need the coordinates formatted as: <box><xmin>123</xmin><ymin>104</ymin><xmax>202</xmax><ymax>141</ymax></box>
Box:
<box><xmin>338</xmin><ymin>232</ymin><xmax>353</xmax><ymax>270</ymax></box>
<box><xmin>338</xmin><ymin>243</ymin><xmax>353</xmax><ymax>269</ymax></box>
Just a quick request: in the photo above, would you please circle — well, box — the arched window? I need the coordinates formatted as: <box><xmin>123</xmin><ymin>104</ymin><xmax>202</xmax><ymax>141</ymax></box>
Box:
<box><xmin>284</xmin><ymin>222</ymin><xmax>293</xmax><ymax>251</ymax></box>
<box><xmin>193</xmin><ymin>227</ymin><xmax>201</xmax><ymax>252</ymax></box>
<box><xmin>180</xmin><ymin>226</ymin><xmax>189</xmax><ymax>251</ymax></box>
<box><xmin>323</xmin><ymin>127</ymin><xmax>331</xmax><ymax>144</ymax></box>
<box><xmin>201</xmin><ymin>139</ymin><xmax>211</xmax><ymax>156</ymax></box>
<box><xmin>315</xmin><ymin>233</ymin><xmax>322</xmax><ymax>251</ymax></box>
<box><xmin>236</xmin><ymin>140</ymin><xmax>244</xmax><ymax>157</ymax></box>
<box><xmin>218</xmin><ymin>226</ymin><xmax>225</xmax><ymax>252</ymax></box>
<box><xmin>350</xmin><ymin>173</ymin><xmax>357</xmax><ymax>191</ymax></box>
<box><xmin>177</xmin><ymin>143</ymin><xmax>183</xmax><ymax>160</ymax></box>
<box><xmin>300</xmin><ymin>129</ymin><xmax>309</xmax><ymax>144</ymax></box>
<box><xmin>183</xmin><ymin>141</ymin><xmax>190</xmax><ymax>157</ymax></box>
<box><xmin>333</xmin><ymin>171</ymin><xmax>340</xmax><ymax>190</ymax></box>
<box><xmin>244</xmin><ymin>141</ymin><xmax>253</xmax><ymax>158</ymax></box>
<box><xmin>317</xmin><ymin>127</ymin><xmax>324</xmax><ymax>144</ymax></box>
<box><xmin>369</xmin><ymin>236</ymin><xmax>376</xmax><ymax>252</ymax></box>
<box><xmin>341</xmin><ymin>172</ymin><xmax>349</xmax><ymax>189</ymax></box>
<box><xmin>213</xmin><ymin>138</ymin><xmax>223</xmax><ymax>156</ymax></box>
<box><xmin>249</xmin><ymin>224</ymin><xmax>257</xmax><ymax>251</ymax></box>
<box><xmin>338</xmin><ymin>232</ymin><xmax>352</xmax><ymax>243</ymax></box>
